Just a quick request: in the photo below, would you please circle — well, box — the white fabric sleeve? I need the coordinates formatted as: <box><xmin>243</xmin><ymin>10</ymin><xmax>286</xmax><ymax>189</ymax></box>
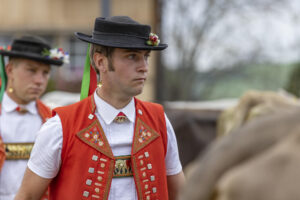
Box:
<box><xmin>164</xmin><ymin>113</ymin><xmax>183</xmax><ymax>176</ymax></box>
<box><xmin>28</xmin><ymin>115</ymin><xmax>63</xmax><ymax>179</ymax></box>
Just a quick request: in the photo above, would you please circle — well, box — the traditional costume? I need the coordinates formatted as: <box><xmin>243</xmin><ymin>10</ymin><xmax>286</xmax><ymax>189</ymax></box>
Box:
<box><xmin>28</xmin><ymin>16</ymin><xmax>182</xmax><ymax>200</ymax></box>
<box><xmin>0</xmin><ymin>36</ymin><xmax>65</xmax><ymax>200</ymax></box>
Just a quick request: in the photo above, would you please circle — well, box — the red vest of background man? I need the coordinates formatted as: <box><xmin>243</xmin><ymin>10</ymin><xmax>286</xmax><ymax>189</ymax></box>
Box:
<box><xmin>50</xmin><ymin>95</ymin><xmax>169</xmax><ymax>200</ymax></box>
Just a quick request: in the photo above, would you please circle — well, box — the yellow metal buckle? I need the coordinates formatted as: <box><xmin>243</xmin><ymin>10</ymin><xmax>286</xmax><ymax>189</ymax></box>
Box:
<box><xmin>113</xmin><ymin>155</ymin><xmax>133</xmax><ymax>178</ymax></box>
<box><xmin>4</xmin><ymin>143</ymin><xmax>34</xmax><ymax>160</ymax></box>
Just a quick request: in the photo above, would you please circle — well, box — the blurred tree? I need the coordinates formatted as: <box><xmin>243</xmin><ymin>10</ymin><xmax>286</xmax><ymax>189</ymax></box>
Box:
<box><xmin>285</xmin><ymin>62</ymin><xmax>300</xmax><ymax>97</ymax></box>
<box><xmin>161</xmin><ymin>0</ymin><xmax>300</xmax><ymax>101</ymax></box>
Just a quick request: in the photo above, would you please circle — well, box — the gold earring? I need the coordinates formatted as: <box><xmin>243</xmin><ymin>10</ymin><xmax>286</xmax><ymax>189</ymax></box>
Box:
<box><xmin>8</xmin><ymin>87</ymin><xmax>14</xmax><ymax>93</ymax></box>
<box><xmin>97</xmin><ymin>80</ymin><xmax>102</xmax><ymax>88</ymax></box>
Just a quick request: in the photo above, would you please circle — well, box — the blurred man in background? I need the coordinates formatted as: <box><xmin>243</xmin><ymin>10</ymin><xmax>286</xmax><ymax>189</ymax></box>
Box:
<box><xmin>0</xmin><ymin>35</ymin><xmax>67</xmax><ymax>199</ymax></box>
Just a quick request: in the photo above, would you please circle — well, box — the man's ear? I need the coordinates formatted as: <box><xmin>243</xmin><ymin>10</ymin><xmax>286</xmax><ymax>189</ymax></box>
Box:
<box><xmin>5</xmin><ymin>63</ymin><xmax>14</xmax><ymax>78</ymax></box>
<box><xmin>93</xmin><ymin>52</ymin><xmax>107</xmax><ymax>73</ymax></box>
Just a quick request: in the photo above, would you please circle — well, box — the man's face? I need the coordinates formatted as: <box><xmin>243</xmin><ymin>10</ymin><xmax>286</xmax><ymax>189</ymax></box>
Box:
<box><xmin>6</xmin><ymin>58</ymin><xmax>51</xmax><ymax>104</ymax></box>
<box><xmin>103</xmin><ymin>48</ymin><xmax>150</xmax><ymax>98</ymax></box>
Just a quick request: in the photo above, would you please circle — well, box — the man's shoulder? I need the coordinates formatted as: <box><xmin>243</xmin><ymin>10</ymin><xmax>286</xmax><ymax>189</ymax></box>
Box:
<box><xmin>135</xmin><ymin>98</ymin><xmax>165</xmax><ymax>116</ymax></box>
<box><xmin>135</xmin><ymin>98</ymin><xmax>163</xmax><ymax>108</ymax></box>
<box><xmin>54</xmin><ymin>96</ymin><xmax>92</xmax><ymax>115</ymax></box>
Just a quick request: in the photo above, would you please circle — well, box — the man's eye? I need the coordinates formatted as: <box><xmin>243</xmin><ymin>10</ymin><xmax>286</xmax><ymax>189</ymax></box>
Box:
<box><xmin>43</xmin><ymin>71</ymin><xmax>50</xmax><ymax>76</ymax></box>
<box><xmin>128</xmin><ymin>54</ymin><xmax>136</xmax><ymax>59</ymax></box>
<box><xmin>28</xmin><ymin>68</ymin><xmax>36</xmax><ymax>72</ymax></box>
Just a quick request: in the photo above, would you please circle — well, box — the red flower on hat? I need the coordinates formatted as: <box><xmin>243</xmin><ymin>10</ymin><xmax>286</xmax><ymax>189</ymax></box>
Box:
<box><xmin>42</xmin><ymin>48</ymin><xmax>69</xmax><ymax>64</ymax></box>
<box><xmin>146</xmin><ymin>33</ymin><xmax>160</xmax><ymax>46</ymax></box>
<box><xmin>0</xmin><ymin>45</ymin><xmax>11</xmax><ymax>51</ymax></box>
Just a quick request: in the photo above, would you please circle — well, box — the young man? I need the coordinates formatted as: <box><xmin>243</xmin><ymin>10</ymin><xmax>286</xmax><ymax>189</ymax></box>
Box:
<box><xmin>15</xmin><ymin>16</ymin><xmax>184</xmax><ymax>200</ymax></box>
<box><xmin>0</xmin><ymin>35</ymin><xmax>67</xmax><ymax>199</ymax></box>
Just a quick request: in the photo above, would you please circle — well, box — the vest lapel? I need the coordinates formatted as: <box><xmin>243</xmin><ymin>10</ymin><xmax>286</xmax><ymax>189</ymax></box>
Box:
<box><xmin>76</xmin><ymin>95</ymin><xmax>114</xmax><ymax>159</ymax></box>
<box><xmin>76</xmin><ymin>119</ymin><xmax>114</xmax><ymax>159</ymax></box>
<box><xmin>132</xmin><ymin>103</ymin><xmax>160</xmax><ymax>155</ymax></box>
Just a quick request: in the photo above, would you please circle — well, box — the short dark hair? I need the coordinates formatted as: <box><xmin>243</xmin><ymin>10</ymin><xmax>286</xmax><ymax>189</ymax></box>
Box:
<box><xmin>89</xmin><ymin>44</ymin><xmax>115</xmax><ymax>73</ymax></box>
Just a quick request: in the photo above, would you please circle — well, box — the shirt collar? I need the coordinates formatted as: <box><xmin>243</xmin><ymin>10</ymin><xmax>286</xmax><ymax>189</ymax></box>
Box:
<box><xmin>94</xmin><ymin>92</ymin><xmax>135</xmax><ymax>125</ymax></box>
<box><xmin>2</xmin><ymin>92</ymin><xmax>38</xmax><ymax>114</ymax></box>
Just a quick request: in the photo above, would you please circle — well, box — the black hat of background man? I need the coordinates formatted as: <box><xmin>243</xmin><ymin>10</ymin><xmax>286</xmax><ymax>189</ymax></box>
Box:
<box><xmin>0</xmin><ymin>35</ymin><xmax>63</xmax><ymax>66</ymax></box>
<box><xmin>75</xmin><ymin>16</ymin><xmax>168</xmax><ymax>50</ymax></box>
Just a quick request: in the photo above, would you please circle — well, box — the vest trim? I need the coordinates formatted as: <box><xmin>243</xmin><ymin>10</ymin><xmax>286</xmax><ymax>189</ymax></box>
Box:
<box><xmin>76</xmin><ymin>119</ymin><xmax>114</xmax><ymax>159</ymax></box>
<box><xmin>132</xmin><ymin>155</ymin><xmax>143</xmax><ymax>199</ymax></box>
<box><xmin>132</xmin><ymin>118</ymin><xmax>160</xmax><ymax>154</ymax></box>
<box><xmin>103</xmin><ymin>159</ymin><xmax>114</xmax><ymax>200</ymax></box>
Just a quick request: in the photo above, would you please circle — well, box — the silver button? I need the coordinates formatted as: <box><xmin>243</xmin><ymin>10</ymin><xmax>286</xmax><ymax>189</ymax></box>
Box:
<box><xmin>147</xmin><ymin>164</ymin><xmax>152</xmax><ymax>170</ymax></box>
<box><xmin>152</xmin><ymin>187</ymin><xmax>157</xmax><ymax>193</ymax></box>
<box><xmin>83</xmin><ymin>191</ymin><xmax>89</xmax><ymax>197</ymax></box>
<box><xmin>138</xmin><ymin>109</ymin><xmax>143</xmax><ymax>115</ymax></box>
<box><xmin>144</xmin><ymin>152</ymin><xmax>149</xmax><ymax>158</ymax></box>
<box><xmin>150</xmin><ymin>175</ymin><xmax>155</xmax><ymax>181</ymax></box>
<box><xmin>88</xmin><ymin>167</ymin><xmax>95</xmax><ymax>173</ymax></box>
<box><xmin>86</xmin><ymin>179</ymin><xmax>92</xmax><ymax>185</ymax></box>
<box><xmin>88</xmin><ymin>114</ymin><xmax>94</xmax><ymax>119</ymax></box>
<box><xmin>92</xmin><ymin>155</ymin><xmax>98</xmax><ymax>161</ymax></box>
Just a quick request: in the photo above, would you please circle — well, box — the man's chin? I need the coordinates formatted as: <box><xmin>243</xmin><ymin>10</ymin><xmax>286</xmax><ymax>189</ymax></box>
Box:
<box><xmin>25</xmin><ymin>94</ymin><xmax>40</xmax><ymax>102</ymax></box>
<box><xmin>133</xmin><ymin>89</ymin><xmax>143</xmax><ymax>97</ymax></box>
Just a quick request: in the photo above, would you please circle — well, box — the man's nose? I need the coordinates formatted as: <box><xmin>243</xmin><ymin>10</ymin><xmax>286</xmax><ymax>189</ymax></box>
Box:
<box><xmin>137</xmin><ymin>59</ymin><xmax>148</xmax><ymax>73</ymax></box>
<box><xmin>34</xmin><ymin>72</ymin><xmax>46</xmax><ymax>84</ymax></box>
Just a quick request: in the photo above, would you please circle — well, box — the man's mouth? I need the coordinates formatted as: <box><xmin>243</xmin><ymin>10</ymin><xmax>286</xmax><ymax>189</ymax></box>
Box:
<box><xmin>134</xmin><ymin>77</ymin><xmax>146</xmax><ymax>81</ymax></box>
<box><xmin>29</xmin><ymin>88</ymin><xmax>42</xmax><ymax>94</ymax></box>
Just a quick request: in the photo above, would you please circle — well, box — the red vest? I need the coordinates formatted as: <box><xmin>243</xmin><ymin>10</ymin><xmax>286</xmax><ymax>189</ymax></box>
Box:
<box><xmin>36</xmin><ymin>99</ymin><xmax>52</xmax><ymax>123</ymax></box>
<box><xmin>50</xmin><ymin>95</ymin><xmax>169</xmax><ymax>200</ymax></box>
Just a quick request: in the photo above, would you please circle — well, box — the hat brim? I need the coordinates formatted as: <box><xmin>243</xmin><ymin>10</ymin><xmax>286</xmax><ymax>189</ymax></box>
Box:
<box><xmin>75</xmin><ymin>32</ymin><xmax>168</xmax><ymax>50</ymax></box>
<box><xmin>0</xmin><ymin>50</ymin><xmax>63</xmax><ymax>66</ymax></box>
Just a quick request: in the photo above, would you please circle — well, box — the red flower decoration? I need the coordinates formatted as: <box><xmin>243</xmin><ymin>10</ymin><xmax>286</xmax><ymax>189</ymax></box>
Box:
<box><xmin>146</xmin><ymin>33</ymin><xmax>160</xmax><ymax>46</ymax></box>
<box><xmin>0</xmin><ymin>45</ymin><xmax>11</xmax><ymax>51</ymax></box>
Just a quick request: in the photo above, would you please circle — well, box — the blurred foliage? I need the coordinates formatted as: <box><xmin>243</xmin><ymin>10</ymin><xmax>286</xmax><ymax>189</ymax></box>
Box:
<box><xmin>161</xmin><ymin>0</ymin><xmax>300</xmax><ymax>102</ymax></box>
<box><xmin>285</xmin><ymin>62</ymin><xmax>300</xmax><ymax>97</ymax></box>
<box><xmin>45</xmin><ymin>78</ymin><xmax>56</xmax><ymax>93</ymax></box>
<box><xmin>45</xmin><ymin>78</ymin><xmax>82</xmax><ymax>94</ymax></box>
<box><xmin>165</xmin><ymin>63</ymin><xmax>295</xmax><ymax>101</ymax></box>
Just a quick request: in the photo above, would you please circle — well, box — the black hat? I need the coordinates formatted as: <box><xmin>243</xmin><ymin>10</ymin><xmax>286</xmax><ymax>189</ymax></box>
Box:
<box><xmin>75</xmin><ymin>16</ymin><xmax>168</xmax><ymax>50</ymax></box>
<box><xmin>0</xmin><ymin>36</ymin><xmax>64</xmax><ymax>66</ymax></box>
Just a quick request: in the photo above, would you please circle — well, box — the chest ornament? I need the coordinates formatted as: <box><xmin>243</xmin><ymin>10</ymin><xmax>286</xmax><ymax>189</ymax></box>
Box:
<box><xmin>113</xmin><ymin>155</ymin><xmax>133</xmax><ymax>177</ymax></box>
<box><xmin>4</xmin><ymin>143</ymin><xmax>34</xmax><ymax>160</ymax></box>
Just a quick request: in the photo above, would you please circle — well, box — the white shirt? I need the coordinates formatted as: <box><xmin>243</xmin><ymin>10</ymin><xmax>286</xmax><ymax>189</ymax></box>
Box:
<box><xmin>29</xmin><ymin>93</ymin><xmax>182</xmax><ymax>200</ymax></box>
<box><xmin>0</xmin><ymin>93</ymin><xmax>43</xmax><ymax>200</ymax></box>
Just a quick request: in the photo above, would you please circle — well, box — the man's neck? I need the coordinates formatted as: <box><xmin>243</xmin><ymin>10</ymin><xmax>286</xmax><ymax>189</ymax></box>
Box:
<box><xmin>96</xmin><ymin>88</ymin><xmax>132</xmax><ymax>109</ymax></box>
<box><xmin>6</xmin><ymin>91</ymin><xmax>30</xmax><ymax>105</ymax></box>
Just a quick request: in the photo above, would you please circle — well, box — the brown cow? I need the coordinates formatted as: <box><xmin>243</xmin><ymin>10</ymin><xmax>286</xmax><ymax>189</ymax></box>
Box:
<box><xmin>216</xmin><ymin>130</ymin><xmax>300</xmax><ymax>200</ymax></box>
<box><xmin>180</xmin><ymin>91</ymin><xmax>300</xmax><ymax>200</ymax></box>
<box><xmin>217</xmin><ymin>90</ymin><xmax>299</xmax><ymax>137</ymax></box>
